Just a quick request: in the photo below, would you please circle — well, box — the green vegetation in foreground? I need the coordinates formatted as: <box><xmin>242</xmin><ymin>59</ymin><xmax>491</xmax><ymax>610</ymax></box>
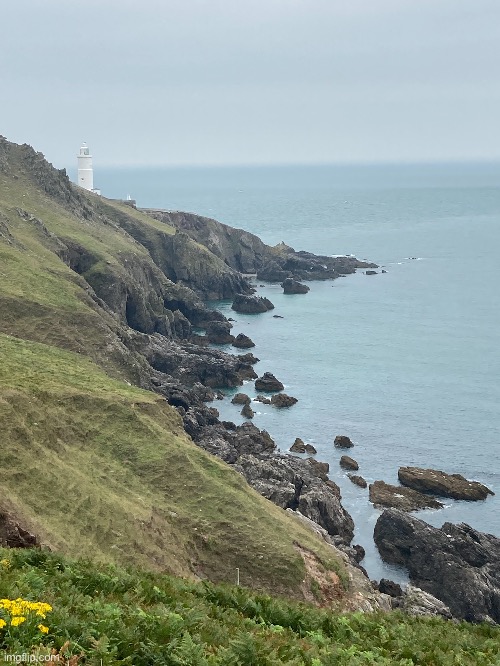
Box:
<box><xmin>1</xmin><ymin>550</ymin><xmax>499</xmax><ymax>665</ymax></box>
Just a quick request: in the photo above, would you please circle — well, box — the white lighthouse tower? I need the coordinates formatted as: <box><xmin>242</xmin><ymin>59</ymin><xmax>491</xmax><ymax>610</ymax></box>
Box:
<box><xmin>77</xmin><ymin>142</ymin><xmax>94</xmax><ymax>191</ymax></box>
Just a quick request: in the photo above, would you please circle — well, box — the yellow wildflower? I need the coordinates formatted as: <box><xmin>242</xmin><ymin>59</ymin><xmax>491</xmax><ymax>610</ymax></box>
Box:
<box><xmin>0</xmin><ymin>618</ymin><xmax>6</xmax><ymax>629</ymax></box>
<box><xmin>11</xmin><ymin>616</ymin><xmax>26</xmax><ymax>627</ymax></box>
<box><xmin>38</xmin><ymin>624</ymin><xmax>49</xmax><ymax>634</ymax></box>
<box><xmin>0</xmin><ymin>559</ymin><xmax>10</xmax><ymax>568</ymax></box>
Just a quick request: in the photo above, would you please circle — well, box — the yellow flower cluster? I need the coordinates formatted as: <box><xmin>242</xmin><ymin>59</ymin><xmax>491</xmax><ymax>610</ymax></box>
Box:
<box><xmin>0</xmin><ymin>559</ymin><xmax>10</xmax><ymax>568</ymax></box>
<box><xmin>0</xmin><ymin>598</ymin><xmax>52</xmax><ymax>632</ymax></box>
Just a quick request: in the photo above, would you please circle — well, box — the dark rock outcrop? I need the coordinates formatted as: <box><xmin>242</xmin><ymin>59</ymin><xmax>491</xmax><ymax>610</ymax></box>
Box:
<box><xmin>206</xmin><ymin>320</ymin><xmax>234</xmax><ymax>345</ymax></box>
<box><xmin>270</xmin><ymin>393</ymin><xmax>298</xmax><ymax>408</ymax></box>
<box><xmin>374</xmin><ymin>509</ymin><xmax>500</xmax><ymax>623</ymax></box>
<box><xmin>255</xmin><ymin>394</ymin><xmax>271</xmax><ymax>405</ymax></box>
<box><xmin>0</xmin><ymin>510</ymin><xmax>39</xmax><ymax>549</ymax></box>
<box><xmin>290</xmin><ymin>438</ymin><xmax>306</xmax><ymax>453</ymax></box>
<box><xmin>231</xmin><ymin>393</ymin><xmax>251</xmax><ymax>405</ymax></box>
<box><xmin>365</xmin><ymin>270</ymin><xmax>378</xmax><ymax>275</ymax></box>
<box><xmin>232</xmin><ymin>333</ymin><xmax>255</xmax><ymax>349</ymax></box>
<box><xmin>257</xmin><ymin>260</ymin><xmax>291</xmax><ymax>282</ymax></box>
<box><xmin>398</xmin><ymin>467</ymin><xmax>494</xmax><ymax>501</ymax></box>
<box><xmin>305</xmin><ymin>443</ymin><xmax>317</xmax><ymax>454</ymax></box>
<box><xmin>235</xmin><ymin>454</ymin><xmax>354</xmax><ymax>542</ymax></box>
<box><xmin>334</xmin><ymin>435</ymin><xmax>354</xmax><ymax>449</ymax></box>
<box><xmin>369</xmin><ymin>480</ymin><xmax>444</xmax><ymax>511</ymax></box>
<box><xmin>231</xmin><ymin>294</ymin><xmax>274</xmax><ymax>314</ymax></box>
<box><xmin>339</xmin><ymin>455</ymin><xmax>359</xmax><ymax>471</ymax></box>
<box><xmin>255</xmin><ymin>372</ymin><xmax>284</xmax><ymax>392</ymax></box>
<box><xmin>348</xmin><ymin>474</ymin><xmax>367</xmax><ymax>489</ymax></box>
<box><xmin>241</xmin><ymin>403</ymin><xmax>254</xmax><ymax>419</ymax></box>
<box><xmin>195</xmin><ymin>422</ymin><xmax>354</xmax><ymax>542</ymax></box>
<box><xmin>378</xmin><ymin>579</ymin><xmax>403</xmax><ymax>598</ymax></box>
<box><xmin>281</xmin><ymin>278</ymin><xmax>310</xmax><ymax>294</ymax></box>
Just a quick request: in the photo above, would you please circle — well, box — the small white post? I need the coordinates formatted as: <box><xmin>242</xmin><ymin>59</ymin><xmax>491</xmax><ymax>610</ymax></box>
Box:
<box><xmin>236</xmin><ymin>567</ymin><xmax>240</xmax><ymax>586</ymax></box>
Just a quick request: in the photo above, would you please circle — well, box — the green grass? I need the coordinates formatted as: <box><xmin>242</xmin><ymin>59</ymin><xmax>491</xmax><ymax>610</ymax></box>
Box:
<box><xmin>1</xmin><ymin>549</ymin><xmax>499</xmax><ymax>665</ymax></box>
<box><xmin>0</xmin><ymin>333</ymin><xmax>347</xmax><ymax>600</ymax></box>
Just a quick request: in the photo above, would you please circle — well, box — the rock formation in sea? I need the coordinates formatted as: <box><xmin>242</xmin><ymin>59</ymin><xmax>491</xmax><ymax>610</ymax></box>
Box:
<box><xmin>374</xmin><ymin>509</ymin><xmax>500</xmax><ymax>623</ymax></box>
<box><xmin>398</xmin><ymin>466</ymin><xmax>494</xmax><ymax>501</ymax></box>
<box><xmin>282</xmin><ymin>278</ymin><xmax>310</xmax><ymax>294</ymax></box>
<box><xmin>369</xmin><ymin>480</ymin><xmax>444</xmax><ymax>511</ymax></box>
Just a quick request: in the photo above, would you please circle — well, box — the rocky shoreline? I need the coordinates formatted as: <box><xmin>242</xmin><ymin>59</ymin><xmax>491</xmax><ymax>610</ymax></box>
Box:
<box><xmin>1</xmin><ymin>138</ymin><xmax>496</xmax><ymax>623</ymax></box>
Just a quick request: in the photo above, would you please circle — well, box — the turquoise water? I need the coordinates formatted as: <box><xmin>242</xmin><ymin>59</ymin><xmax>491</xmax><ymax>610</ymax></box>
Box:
<box><xmin>97</xmin><ymin>163</ymin><xmax>500</xmax><ymax>582</ymax></box>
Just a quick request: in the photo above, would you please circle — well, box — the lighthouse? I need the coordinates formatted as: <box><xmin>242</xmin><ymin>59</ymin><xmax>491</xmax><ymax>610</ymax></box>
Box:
<box><xmin>77</xmin><ymin>142</ymin><xmax>94</xmax><ymax>191</ymax></box>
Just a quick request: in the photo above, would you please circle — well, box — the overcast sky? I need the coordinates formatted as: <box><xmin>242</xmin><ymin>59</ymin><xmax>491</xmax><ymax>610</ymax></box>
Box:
<box><xmin>2</xmin><ymin>0</ymin><xmax>499</xmax><ymax>168</ymax></box>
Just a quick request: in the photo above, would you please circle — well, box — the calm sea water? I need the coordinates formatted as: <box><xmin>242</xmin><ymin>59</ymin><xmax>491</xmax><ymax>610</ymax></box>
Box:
<box><xmin>96</xmin><ymin>163</ymin><xmax>500</xmax><ymax>582</ymax></box>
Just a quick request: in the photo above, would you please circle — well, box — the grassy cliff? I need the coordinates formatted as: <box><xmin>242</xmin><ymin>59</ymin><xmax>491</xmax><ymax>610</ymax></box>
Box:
<box><xmin>0</xmin><ymin>137</ymin><xmax>355</xmax><ymax>603</ymax></box>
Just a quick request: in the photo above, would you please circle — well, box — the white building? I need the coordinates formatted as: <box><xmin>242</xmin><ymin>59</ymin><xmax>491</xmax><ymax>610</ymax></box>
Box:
<box><xmin>77</xmin><ymin>143</ymin><xmax>100</xmax><ymax>194</ymax></box>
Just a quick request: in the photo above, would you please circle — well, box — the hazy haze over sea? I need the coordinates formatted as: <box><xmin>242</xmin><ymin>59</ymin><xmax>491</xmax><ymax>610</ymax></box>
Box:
<box><xmin>96</xmin><ymin>162</ymin><xmax>500</xmax><ymax>582</ymax></box>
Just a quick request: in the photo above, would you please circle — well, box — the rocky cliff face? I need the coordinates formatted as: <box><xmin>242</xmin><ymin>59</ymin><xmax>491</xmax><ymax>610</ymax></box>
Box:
<box><xmin>374</xmin><ymin>509</ymin><xmax>500</xmax><ymax>623</ymax></box>
<box><xmin>143</xmin><ymin>208</ymin><xmax>377</xmax><ymax>280</ymax></box>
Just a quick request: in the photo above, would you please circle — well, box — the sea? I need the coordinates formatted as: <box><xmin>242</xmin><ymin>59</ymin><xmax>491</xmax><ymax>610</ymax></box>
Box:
<box><xmin>95</xmin><ymin>162</ymin><xmax>500</xmax><ymax>583</ymax></box>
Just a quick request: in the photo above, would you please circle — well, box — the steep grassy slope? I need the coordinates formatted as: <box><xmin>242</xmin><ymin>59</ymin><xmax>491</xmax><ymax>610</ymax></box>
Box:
<box><xmin>0</xmin><ymin>138</ymin><xmax>367</xmax><ymax>603</ymax></box>
<box><xmin>1</xmin><ymin>549</ymin><xmax>499</xmax><ymax>664</ymax></box>
<box><xmin>0</xmin><ymin>332</ymin><xmax>351</xmax><ymax>600</ymax></box>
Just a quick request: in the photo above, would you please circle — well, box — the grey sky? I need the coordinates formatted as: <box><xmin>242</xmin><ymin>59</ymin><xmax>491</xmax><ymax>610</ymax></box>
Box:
<box><xmin>2</xmin><ymin>0</ymin><xmax>499</xmax><ymax>168</ymax></box>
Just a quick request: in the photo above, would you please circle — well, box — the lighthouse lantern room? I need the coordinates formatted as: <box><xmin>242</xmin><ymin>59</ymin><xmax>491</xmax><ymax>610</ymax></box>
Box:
<box><xmin>77</xmin><ymin>142</ymin><xmax>94</xmax><ymax>191</ymax></box>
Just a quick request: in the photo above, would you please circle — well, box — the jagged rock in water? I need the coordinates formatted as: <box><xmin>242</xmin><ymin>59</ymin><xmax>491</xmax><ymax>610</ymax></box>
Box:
<box><xmin>334</xmin><ymin>435</ymin><xmax>354</xmax><ymax>449</ymax></box>
<box><xmin>270</xmin><ymin>393</ymin><xmax>298</xmax><ymax>408</ymax></box>
<box><xmin>339</xmin><ymin>455</ymin><xmax>359</xmax><ymax>471</ymax></box>
<box><xmin>365</xmin><ymin>270</ymin><xmax>378</xmax><ymax>275</ymax></box>
<box><xmin>255</xmin><ymin>394</ymin><xmax>271</xmax><ymax>405</ymax></box>
<box><xmin>348</xmin><ymin>474</ymin><xmax>367</xmax><ymax>489</ymax></box>
<box><xmin>281</xmin><ymin>278</ymin><xmax>310</xmax><ymax>294</ymax></box>
<box><xmin>305</xmin><ymin>443</ymin><xmax>317</xmax><ymax>454</ymax></box>
<box><xmin>374</xmin><ymin>509</ymin><xmax>500</xmax><ymax>623</ymax></box>
<box><xmin>369</xmin><ymin>480</ymin><xmax>443</xmax><ymax>511</ymax></box>
<box><xmin>231</xmin><ymin>393</ymin><xmax>251</xmax><ymax>405</ymax></box>
<box><xmin>232</xmin><ymin>333</ymin><xmax>255</xmax><ymax>348</ymax></box>
<box><xmin>255</xmin><ymin>372</ymin><xmax>284</xmax><ymax>392</ymax></box>
<box><xmin>290</xmin><ymin>438</ymin><xmax>306</xmax><ymax>453</ymax></box>
<box><xmin>241</xmin><ymin>403</ymin><xmax>254</xmax><ymax>419</ymax></box>
<box><xmin>398</xmin><ymin>466</ymin><xmax>494</xmax><ymax>501</ymax></box>
<box><xmin>231</xmin><ymin>294</ymin><xmax>274</xmax><ymax>313</ymax></box>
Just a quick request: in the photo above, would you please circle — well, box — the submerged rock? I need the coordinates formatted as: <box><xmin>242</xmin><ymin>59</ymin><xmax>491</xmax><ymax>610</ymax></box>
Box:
<box><xmin>369</xmin><ymin>480</ymin><xmax>444</xmax><ymax>511</ymax></box>
<box><xmin>374</xmin><ymin>509</ymin><xmax>500</xmax><ymax>623</ymax></box>
<box><xmin>398</xmin><ymin>466</ymin><xmax>494</xmax><ymax>501</ymax></box>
